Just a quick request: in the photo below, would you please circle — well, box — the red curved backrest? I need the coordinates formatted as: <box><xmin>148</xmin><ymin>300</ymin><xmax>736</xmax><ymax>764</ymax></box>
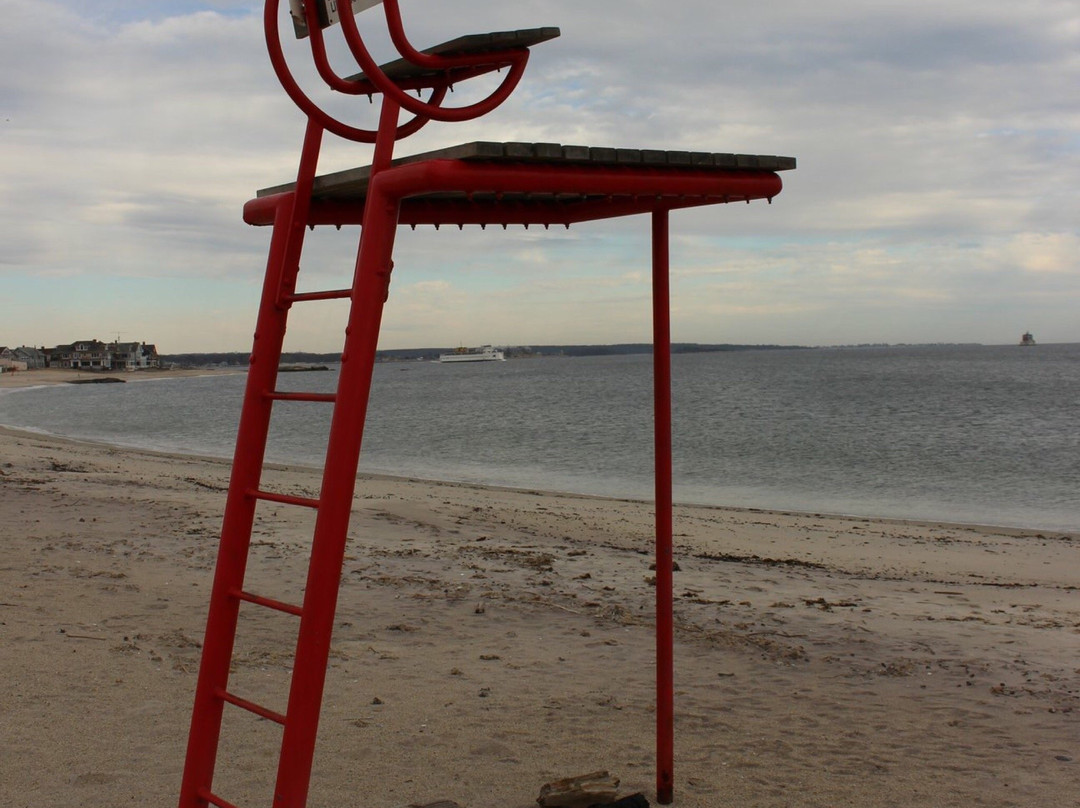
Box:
<box><xmin>266</xmin><ymin>0</ymin><xmax>536</xmax><ymax>143</ymax></box>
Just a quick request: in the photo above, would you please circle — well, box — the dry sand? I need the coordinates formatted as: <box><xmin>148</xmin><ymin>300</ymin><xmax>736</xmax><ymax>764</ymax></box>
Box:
<box><xmin>0</xmin><ymin>366</ymin><xmax>242</xmax><ymax>390</ymax></box>
<box><xmin>1</xmin><ymin>417</ymin><xmax>1078</xmax><ymax>807</ymax></box>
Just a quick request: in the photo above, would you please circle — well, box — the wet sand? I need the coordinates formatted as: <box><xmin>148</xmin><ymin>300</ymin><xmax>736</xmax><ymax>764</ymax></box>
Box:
<box><xmin>1</xmin><ymin>425</ymin><xmax>1078</xmax><ymax>807</ymax></box>
<box><xmin>0</xmin><ymin>367</ymin><xmax>243</xmax><ymax>390</ymax></box>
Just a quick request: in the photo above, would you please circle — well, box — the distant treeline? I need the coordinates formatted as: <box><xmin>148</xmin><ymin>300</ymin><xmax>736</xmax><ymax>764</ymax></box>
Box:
<box><xmin>534</xmin><ymin>343</ymin><xmax>806</xmax><ymax>357</ymax></box>
<box><xmin>159</xmin><ymin>343</ymin><xmax>806</xmax><ymax>368</ymax></box>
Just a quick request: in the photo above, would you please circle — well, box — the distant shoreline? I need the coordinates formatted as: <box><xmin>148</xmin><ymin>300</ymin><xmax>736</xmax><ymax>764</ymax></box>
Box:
<box><xmin>158</xmin><ymin>342</ymin><xmax>811</xmax><ymax>366</ymax></box>
<box><xmin>0</xmin><ymin>366</ymin><xmax>244</xmax><ymax>391</ymax></box>
<box><xmin>156</xmin><ymin>340</ymin><xmax>1075</xmax><ymax>367</ymax></box>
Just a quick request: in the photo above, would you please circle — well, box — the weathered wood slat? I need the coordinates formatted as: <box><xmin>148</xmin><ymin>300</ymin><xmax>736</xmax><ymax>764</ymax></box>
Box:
<box><xmin>346</xmin><ymin>28</ymin><xmax>562</xmax><ymax>82</ymax></box>
<box><xmin>256</xmin><ymin>141</ymin><xmax>796</xmax><ymax>200</ymax></box>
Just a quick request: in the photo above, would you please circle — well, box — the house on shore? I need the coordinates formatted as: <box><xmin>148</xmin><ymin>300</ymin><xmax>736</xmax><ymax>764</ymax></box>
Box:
<box><xmin>50</xmin><ymin>340</ymin><xmax>111</xmax><ymax>369</ymax></box>
<box><xmin>0</xmin><ymin>347</ymin><xmax>29</xmax><ymax>373</ymax></box>
<box><xmin>109</xmin><ymin>341</ymin><xmax>160</xmax><ymax>370</ymax></box>
<box><xmin>49</xmin><ymin>340</ymin><xmax>160</xmax><ymax>370</ymax></box>
<box><xmin>6</xmin><ymin>346</ymin><xmax>48</xmax><ymax>368</ymax></box>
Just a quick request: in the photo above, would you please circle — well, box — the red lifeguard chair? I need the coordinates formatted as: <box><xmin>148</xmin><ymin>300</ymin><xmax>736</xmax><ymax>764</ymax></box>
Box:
<box><xmin>178</xmin><ymin>3</ymin><xmax>794</xmax><ymax>807</ymax></box>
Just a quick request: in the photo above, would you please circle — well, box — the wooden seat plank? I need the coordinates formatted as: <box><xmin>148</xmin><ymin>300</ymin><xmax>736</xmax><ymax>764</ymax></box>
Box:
<box><xmin>346</xmin><ymin>27</ymin><xmax>561</xmax><ymax>83</ymax></box>
<box><xmin>256</xmin><ymin>141</ymin><xmax>796</xmax><ymax>200</ymax></box>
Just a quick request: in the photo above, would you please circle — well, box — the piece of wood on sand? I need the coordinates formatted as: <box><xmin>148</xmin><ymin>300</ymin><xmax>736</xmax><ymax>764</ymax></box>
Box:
<box><xmin>537</xmin><ymin>770</ymin><xmax>620</xmax><ymax>808</ymax></box>
<box><xmin>399</xmin><ymin>802</ymin><xmax>463</xmax><ymax>808</ymax></box>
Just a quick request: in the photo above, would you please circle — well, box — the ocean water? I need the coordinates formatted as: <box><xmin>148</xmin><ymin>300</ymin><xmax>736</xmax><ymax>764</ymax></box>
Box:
<box><xmin>2</xmin><ymin>344</ymin><xmax>1078</xmax><ymax>533</ymax></box>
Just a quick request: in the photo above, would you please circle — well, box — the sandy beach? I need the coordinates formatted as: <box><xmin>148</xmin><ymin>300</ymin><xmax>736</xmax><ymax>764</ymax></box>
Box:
<box><xmin>0</xmin><ymin>366</ymin><xmax>244</xmax><ymax>390</ymax></box>
<box><xmin>1</xmin><ymin>419</ymin><xmax>1078</xmax><ymax>807</ymax></box>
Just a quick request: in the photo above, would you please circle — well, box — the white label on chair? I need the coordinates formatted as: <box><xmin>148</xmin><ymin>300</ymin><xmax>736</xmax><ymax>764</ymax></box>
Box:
<box><xmin>289</xmin><ymin>0</ymin><xmax>383</xmax><ymax>38</ymax></box>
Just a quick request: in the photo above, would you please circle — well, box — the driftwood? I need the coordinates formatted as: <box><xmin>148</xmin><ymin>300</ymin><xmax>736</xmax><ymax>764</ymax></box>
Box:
<box><xmin>391</xmin><ymin>776</ymin><xmax>647</xmax><ymax>808</ymax></box>
<box><xmin>600</xmin><ymin>795</ymin><xmax>650</xmax><ymax>808</ymax></box>
<box><xmin>537</xmin><ymin>770</ymin><xmax>620</xmax><ymax>808</ymax></box>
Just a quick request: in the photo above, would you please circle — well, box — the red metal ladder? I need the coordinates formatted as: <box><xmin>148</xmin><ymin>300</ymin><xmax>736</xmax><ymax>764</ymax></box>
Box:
<box><xmin>177</xmin><ymin>120</ymin><xmax>370</xmax><ymax>808</ymax></box>
<box><xmin>177</xmin><ymin>4</ymin><xmax>560</xmax><ymax>807</ymax></box>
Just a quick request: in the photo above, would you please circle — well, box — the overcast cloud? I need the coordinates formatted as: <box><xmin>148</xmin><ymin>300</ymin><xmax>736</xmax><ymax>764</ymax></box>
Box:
<box><xmin>2</xmin><ymin>0</ymin><xmax>1077</xmax><ymax>351</ymax></box>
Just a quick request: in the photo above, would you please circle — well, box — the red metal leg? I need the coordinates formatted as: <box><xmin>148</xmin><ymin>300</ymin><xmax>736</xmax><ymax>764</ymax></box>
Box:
<box><xmin>652</xmin><ymin>208</ymin><xmax>674</xmax><ymax>805</ymax></box>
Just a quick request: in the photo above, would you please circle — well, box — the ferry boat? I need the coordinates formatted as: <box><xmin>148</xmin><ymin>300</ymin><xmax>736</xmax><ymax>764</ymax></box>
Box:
<box><xmin>438</xmin><ymin>345</ymin><xmax>505</xmax><ymax>363</ymax></box>
<box><xmin>1019</xmin><ymin>332</ymin><xmax>1036</xmax><ymax>346</ymax></box>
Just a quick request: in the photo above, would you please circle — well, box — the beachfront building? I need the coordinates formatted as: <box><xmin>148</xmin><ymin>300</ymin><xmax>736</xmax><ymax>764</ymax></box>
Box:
<box><xmin>0</xmin><ymin>347</ymin><xmax>29</xmax><ymax>373</ymax></box>
<box><xmin>50</xmin><ymin>340</ymin><xmax>111</xmax><ymax>369</ymax></box>
<box><xmin>49</xmin><ymin>339</ymin><xmax>160</xmax><ymax>370</ymax></box>
<box><xmin>0</xmin><ymin>347</ymin><xmax>27</xmax><ymax>373</ymax></box>
<box><xmin>9</xmin><ymin>346</ymin><xmax>48</xmax><ymax>369</ymax></box>
<box><xmin>109</xmin><ymin>341</ymin><xmax>160</xmax><ymax>370</ymax></box>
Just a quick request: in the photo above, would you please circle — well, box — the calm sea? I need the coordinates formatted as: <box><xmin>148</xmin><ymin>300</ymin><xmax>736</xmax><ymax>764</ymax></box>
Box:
<box><xmin>2</xmin><ymin>344</ymin><xmax>1078</xmax><ymax>533</ymax></box>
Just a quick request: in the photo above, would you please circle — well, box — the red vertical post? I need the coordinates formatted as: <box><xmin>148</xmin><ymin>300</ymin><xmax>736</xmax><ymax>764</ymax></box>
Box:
<box><xmin>652</xmin><ymin>208</ymin><xmax>674</xmax><ymax>805</ymax></box>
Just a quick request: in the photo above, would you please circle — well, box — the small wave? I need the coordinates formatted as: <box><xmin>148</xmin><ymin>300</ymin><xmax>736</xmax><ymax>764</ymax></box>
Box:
<box><xmin>0</xmin><ymin>384</ymin><xmax>59</xmax><ymax>398</ymax></box>
<box><xmin>0</xmin><ymin>422</ymin><xmax>54</xmax><ymax>436</ymax></box>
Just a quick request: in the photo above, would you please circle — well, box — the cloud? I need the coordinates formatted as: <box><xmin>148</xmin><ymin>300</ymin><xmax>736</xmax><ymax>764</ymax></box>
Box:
<box><xmin>1</xmin><ymin>0</ymin><xmax>1078</xmax><ymax>350</ymax></box>
<box><xmin>994</xmin><ymin>232</ymin><xmax>1080</xmax><ymax>275</ymax></box>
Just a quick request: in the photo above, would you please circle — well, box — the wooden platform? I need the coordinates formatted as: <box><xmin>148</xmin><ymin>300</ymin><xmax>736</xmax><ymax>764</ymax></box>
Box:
<box><xmin>257</xmin><ymin>140</ymin><xmax>797</xmax><ymax>201</ymax></box>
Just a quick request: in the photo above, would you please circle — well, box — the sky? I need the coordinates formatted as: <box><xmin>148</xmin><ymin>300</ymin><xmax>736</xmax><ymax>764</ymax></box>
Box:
<box><xmin>2</xmin><ymin>0</ymin><xmax>1078</xmax><ymax>352</ymax></box>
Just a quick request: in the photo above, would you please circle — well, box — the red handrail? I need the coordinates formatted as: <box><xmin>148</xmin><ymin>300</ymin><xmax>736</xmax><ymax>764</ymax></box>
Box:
<box><xmin>264</xmin><ymin>0</ymin><xmax>535</xmax><ymax>141</ymax></box>
<box><xmin>264</xmin><ymin>0</ymin><xmax>446</xmax><ymax>142</ymax></box>
<box><xmin>337</xmin><ymin>0</ymin><xmax>530</xmax><ymax>123</ymax></box>
<box><xmin>382</xmin><ymin>0</ymin><xmax>522</xmax><ymax>70</ymax></box>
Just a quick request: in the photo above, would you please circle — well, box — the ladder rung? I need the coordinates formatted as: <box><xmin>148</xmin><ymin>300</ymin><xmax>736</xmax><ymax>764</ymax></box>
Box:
<box><xmin>268</xmin><ymin>391</ymin><xmax>337</xmax><ymax>403</ymax></box>
<box><xmin>250</xmin><ymin>489</ymin><xmax>321</xmax><ymax>509</ymax></box>
<box><xmin>218</xmin><ymin>688</ymin><xmax>287</xmax><ymax>725</ymax></box>
<box><xmin>234</xmin><ymin>588</ymin><xmax>304</xmax><ymax>617</ymax></box>
<box><xmin>198</xmin><ymin>788</ymin><xmax>241</xmax><ymax>808</ymax></box>
<box><xmin>285</xmin><ymin>288</ymin><xmax>352</xmax><ymax>302</ymax></box>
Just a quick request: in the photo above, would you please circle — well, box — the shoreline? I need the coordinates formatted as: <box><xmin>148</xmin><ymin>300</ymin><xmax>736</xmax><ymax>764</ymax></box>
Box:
<box><xmin>0</xmin><ymin>366</ymin><xmax>244</xmax><ymax>390</ymax></box>
<box><xmin>2</xmin><ymin>366</ymin><xmax>1076</xmax><ymax>537</ymax></box>
<box><xmin>0</xmin><ymin>423</ymin><xmax>1071</xmax><ymax>542</ymax></box>
<box><xmin>2</xmin><ymin>427</ymin><xmax>1079</xmax><ymax>806</ymax></box>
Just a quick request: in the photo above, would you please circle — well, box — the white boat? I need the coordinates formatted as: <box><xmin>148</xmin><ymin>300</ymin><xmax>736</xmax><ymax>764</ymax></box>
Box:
<box><xmin>439</xmin><ymin>345</ymin><xmax>505</xmax><ymax>363</ymax></box>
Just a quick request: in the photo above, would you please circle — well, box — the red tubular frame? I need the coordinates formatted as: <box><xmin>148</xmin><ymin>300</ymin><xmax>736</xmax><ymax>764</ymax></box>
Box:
<box><xmin>179</xmin><ymin>2</ymin><xmax>789</xmax><ymax>805</ymax></box>
<box><xmin>263</xmin><ymin>0</ymin><xmax>443</xmax><ymax>143</ymax></box>
<box><xmin>191</xmin><ymin>155</ymin><xmax>782</xmax><ymax>808</ymax></box>
<box><xmin>243</xmin><ymin>167</ymin><xmax>782</xmax><ymax>228</ymax></box>
<box><xmin>263</xmin><ymin>0</ymin><xmax>529</xmax><ymax>143</ymax></box>
<box><xmin>338</xmin><ymin>0</ymin><xmax>531</xmax><ymax>122</ymax></box>
<box><xmin>372</xmin><ymin>160</ymin><xmax>780</xmax><ymax>204</ymax></box>
<box><xmin>652</xmin><ymin>209</ymin><xmax>675</xmax><ymax>805</ymax></box>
